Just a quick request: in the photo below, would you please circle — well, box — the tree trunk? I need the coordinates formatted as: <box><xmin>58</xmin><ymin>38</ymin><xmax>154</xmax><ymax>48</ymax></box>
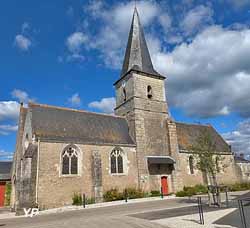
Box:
<box><xmin>212</xmin><ymin>173</ymin><xmax>221</xmax><ymax>207</ymax></box>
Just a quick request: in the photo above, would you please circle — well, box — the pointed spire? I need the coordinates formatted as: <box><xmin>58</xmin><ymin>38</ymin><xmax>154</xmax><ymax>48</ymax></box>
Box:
<box><xmin>120</xmin><ymin>7</ymin><xmax>163</xmax><ymax>78</ymax></box>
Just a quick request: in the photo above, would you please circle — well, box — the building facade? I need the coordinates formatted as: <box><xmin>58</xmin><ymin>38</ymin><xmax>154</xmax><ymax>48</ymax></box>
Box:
<box><xmin>235</xmin><ymin>154</ymin><xmax>250</xmax><ymax>182</ymax></box>
<box><xmin>11</xmin><ymin>8</ymin><xmax>238</xmax><ymax>211</ymax></box>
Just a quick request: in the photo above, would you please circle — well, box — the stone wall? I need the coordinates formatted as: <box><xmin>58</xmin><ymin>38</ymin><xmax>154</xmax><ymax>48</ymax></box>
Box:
<box><xmin>167</xmin><ymin>120</ymin><xmax>184</xmax><ymax>192</ymax></box>
<box><xmin>115</xmin><ymin>72</ymin><xmax>173</xmax><ymax>192</ymax></box>
<box><xmin>10</xmin><ymin>106</ymin><xmax>27</xmax><ymax>209</ymax></box>
<box><xmin>179</xmin><ymin>152</ymin><xmax>238</xmax><ymax>187</ymax></box>
<box><xmin>235</xmin><ymin>162</ymin><xmax>250</xmax><ymax>182</ymax></box>
<box><xmin>37</xmin><ymin>142</ymin><xmax>138</xmax><ymax>209</ymax></box>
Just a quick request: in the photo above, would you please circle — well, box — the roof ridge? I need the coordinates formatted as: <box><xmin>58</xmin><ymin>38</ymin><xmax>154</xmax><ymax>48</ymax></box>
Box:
<box><xmin>175</xmin><ymin>121</ymin><xmax>211</xmax><ymax>127</ymax></box>
<box><xmin>29</xmin><ymin>102</ymin><xmax>126</xmax><ymax>119</ymax></box>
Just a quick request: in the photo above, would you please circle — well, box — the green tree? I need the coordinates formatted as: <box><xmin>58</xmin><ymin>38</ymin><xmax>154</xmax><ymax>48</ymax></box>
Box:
<box><xmin>189</xmin><ymin>130</ymin><xmax>227</xmax><ymax>205</ymax></box>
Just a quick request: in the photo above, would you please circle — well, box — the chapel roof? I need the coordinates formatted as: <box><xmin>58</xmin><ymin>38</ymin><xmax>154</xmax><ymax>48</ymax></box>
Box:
<box><xmin>120</xmin><ymin>7</ymin><xmax>164</xmax><ymax>79</ymax></box>
<box><xmin>0</xmin><ymin>161</ymin><xmax>12</xmax><ymax>180</ymax></box>
<box><xmin>175</xmin><ymin>122</ymin><xmax>231</xmax><ymax>153</ymax></box>
<box><xmin>30</xmin><ymin>103</ymin><xmax>135</xmax><ymax>146</ymax></box>
<box><xmin>235</xmin><ymin>156</ymin><xmax>250</xmax><ymax>163</ymax></box>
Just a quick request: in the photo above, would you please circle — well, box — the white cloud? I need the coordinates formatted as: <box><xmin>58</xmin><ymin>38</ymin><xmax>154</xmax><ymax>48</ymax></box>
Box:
<box><xmin>79</xmin><ymin>1</ymin><xmax>166</xmax><ymax>68</ymax></box>
<box><xmin>181</xmin><ymin>5</ymin><xmax>214</xmax><ymax>35</ymax></box>
<box><xmin>75</xmin><ymin>2</ymin><xmax>250</xmax><ymax>119</ymax></box>
<box><xmin>88</xmin><ymin>97</ymin><xmax>115</xmax><ymax>114</ymax></box>
<box><xmin>65</xmin><ymin>32</ymin><xmax>88</xmax><ymax>62</ymax></box>
<box><xmin>14</xmin><ymin>34</ymin><xmax>31</xmax><ymax>51</ymax></box>
<box><xmin>223</xmin><ymin>119</ymin><xmax>250</xmax><ymax>157</ymax></box>
<box><xmin>11</xmin><ymin>89</ymin><xmax>29</xmax><ymax>103</ymax></box>
<box><xmin>0</xmin><ymin>101</ymin><xmax>20</xmax><ymax>121</ymax></box>
<box><xmin>153</xmin><ymin>26</ymin><xmax>250</xmax><ymax>118</ymax></box>
<box><xmin>0</xmin><ymin>125</ymin><xmax>18</xmax><ymax>135</ymax></box>
<box><xmin>66</xmin><ymin>32</ymin><xmax>88</xmax><ymax>53</ymax></box>
<box><xmin>158</xmin><ymin>13</ymin><xmax>172</xmax><ymax>33</ymax></box>
<box><xmin>68</xmin><ymin>93</ymin><xmax>81</xmax><ymax>107</ymax></box>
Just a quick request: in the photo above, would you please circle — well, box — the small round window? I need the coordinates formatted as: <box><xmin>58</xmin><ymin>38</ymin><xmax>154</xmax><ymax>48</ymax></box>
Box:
<box><xmin>147</xmin><ymin>85</ymin><xmax>152</xmax><ymax>99</ymax></box>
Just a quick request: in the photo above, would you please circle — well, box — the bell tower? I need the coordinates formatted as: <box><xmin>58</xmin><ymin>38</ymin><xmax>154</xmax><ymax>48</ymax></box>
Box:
<box><xmin>114</xmin><ymin>8</ymin><xmax>182</xmax><ymax>192</ymax></box>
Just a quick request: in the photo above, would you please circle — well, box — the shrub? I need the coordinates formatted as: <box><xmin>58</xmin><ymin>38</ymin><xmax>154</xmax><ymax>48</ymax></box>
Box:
<box><xmin>72</xmin><ymin>193</ymin><xmax>82</xmax><ymax>206</ymax></box>
<box><xmin>104</xmin><ymin>188</ymin><xmax>147</xmax><ymax>202</ymax></box>
<box><xmin>176</xmin><ymin>184</ymin><xmax>208</xmax><ymax>197</ymax></box>
<box><xmin>228</xmin><ymin>182</ymin><xmax>250</xmax><ymax>192</ymax></box>
<box><xmin>86</xmin><ymin>197</ymin><xmax>95</xmax><ymax>204</ymax></box>
<box><xmin>194</xmin><ymin>184</ymin><xmax>208</xmax><ymax>194</ymax></box>
<box><xmin>103</xmin><ymin>188</ymin><xmax>124</xmax><ymax>202</ymax></box>
<box><xmin>176</xmin><ymin>190</ymin><xmax>187</xmax><ymax>197</ymax></box>
<box><xmin>150</xmin><ymin>190</ymin><xmax>161</xmax><ymax>197</ymax></box>
<box><xmin>124</xmin><ymin>188</ymin><xmax>144</xmax><ymax>199</ymax></box>
<box><xmin>4</xmin><ymin>183</ymin><xmax>11</xmax><ymax>206</ymax></box>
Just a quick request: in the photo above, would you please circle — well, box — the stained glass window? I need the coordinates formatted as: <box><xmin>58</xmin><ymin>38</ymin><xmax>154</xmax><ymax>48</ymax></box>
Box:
<box><xmin>62</xmin><ymin>146</ymin><xmax>78</xmax><ymax>175</ymax></box>
<box><xmin>110</xmin><ymin>148</ymin><xmax>124</xmax><ymax>174</ymax></box>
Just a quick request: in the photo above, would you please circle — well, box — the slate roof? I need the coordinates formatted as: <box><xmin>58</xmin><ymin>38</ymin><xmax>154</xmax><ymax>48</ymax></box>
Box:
<box><xmin>175</xmin><ymin>122</ymin><xmax>231</xmax><ymax>153</ymax></box>
<box><xmin>0</xmin><ymin>161</ymin><xmax>12</xmax><ymax>180</ymax></box>
<box><xmin>30</xmin><ymin>103</ymin><xmax>135</xmax><ymax>146</ymax></box>
<box><xmin>235</xmin><ymin>156</ymin><xmax>250</xmax><ymax>163</ymax></box>
<box><xmin>120</xmin><ymin>7</ymin><xmax>164</xmax><ymax>79</ymax></box>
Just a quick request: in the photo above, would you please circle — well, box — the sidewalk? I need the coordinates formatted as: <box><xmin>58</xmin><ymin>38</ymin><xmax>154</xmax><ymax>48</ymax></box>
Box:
<box><xmin>39</xmin><ymin>195</ymin><xmax>176</xmax><ymax>215</ymax></box>
<box><xmin>153</xmin><ymin>207</ymin><xmax>238</xmax><ymax>228</ymax></box>
<box><xmin>39</xmin><ymin>190</ymin><xmax>249</xmax><ymax>215</ymax></box>
<box><xmin>0</xmin><ymin>207</ymin><xmax>16</xmax><ymax>220</ymax></box>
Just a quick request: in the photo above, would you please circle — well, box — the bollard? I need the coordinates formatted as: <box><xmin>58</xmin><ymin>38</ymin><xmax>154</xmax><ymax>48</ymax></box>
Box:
<box><xmin>125</xmin><ymin>189</ymin><xmax>128</xmax><ymax>203</ymax></box>
<box><xmin>161</xmin><ymin>187</ymin><xmax>163</xmax><ymax>199</ymax></box>
<box><xmin>225</xmin><ymin>187</ymin><xmax>229</xmax><ymax>208</ymax></box>
<box><xmin>197</xmin><ymin>197</ymin><xmax>204</xmax><ymax>225</ymax></box>
<box><xmin>83</xmin><ymin>193</ymin><xmax>86</xmax><ymax>208</ymax></box>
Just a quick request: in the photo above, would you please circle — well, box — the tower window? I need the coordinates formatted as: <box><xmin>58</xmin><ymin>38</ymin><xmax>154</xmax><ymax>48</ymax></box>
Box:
<box><xmin>147</xmin><ymin>85</ymin><xmax>152</xmax><ymax>99</ymax></box>
<box><xmin>123</xmin><ymin>87</ymin><xmax>127</xmax><ymax>101</ymax></box>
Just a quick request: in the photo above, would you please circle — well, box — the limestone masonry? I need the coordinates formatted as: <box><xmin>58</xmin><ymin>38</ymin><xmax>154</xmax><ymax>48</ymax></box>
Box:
<box><xmin>11</xmin><ymin>8</ymin><xmax>238</xmax><ymax>210</ymax></box>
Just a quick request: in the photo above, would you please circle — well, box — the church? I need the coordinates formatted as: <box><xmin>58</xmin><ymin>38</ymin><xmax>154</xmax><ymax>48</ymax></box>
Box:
<box><xmin>11</xmin><ymin>8</ymin><xmax>238</xmax><ymax>210</ymax></box>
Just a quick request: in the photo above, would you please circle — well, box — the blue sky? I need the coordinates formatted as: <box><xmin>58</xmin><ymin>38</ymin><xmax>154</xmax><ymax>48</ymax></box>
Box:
<box><xmin>1</xmin><ymin>0</ymin><xmax>250</xmax><ymax>160</ymax></box>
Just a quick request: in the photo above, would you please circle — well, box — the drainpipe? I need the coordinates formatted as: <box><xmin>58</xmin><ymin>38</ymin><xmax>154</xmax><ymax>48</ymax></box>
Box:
<box><xmin>35</xmin><ymin>138</ymin><xmax>40</xmax><ymax>205</ymax></box>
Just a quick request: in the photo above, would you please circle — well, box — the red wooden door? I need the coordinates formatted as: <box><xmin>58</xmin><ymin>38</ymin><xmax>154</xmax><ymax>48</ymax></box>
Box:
<box><xmin>0</xmin><ymin>182</ymin><xmax>5</xmax><ymax>207</ymax></box>
<box><xmin>161</xmin><ymin>176</ymin><xmax>168</xmax><ymax>195</ymax></box>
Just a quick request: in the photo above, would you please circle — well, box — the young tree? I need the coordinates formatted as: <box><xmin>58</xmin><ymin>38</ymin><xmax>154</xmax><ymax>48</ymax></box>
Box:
<box><xmin>188</xmin><ymin>130</ymin><xmax>227</xmax><ymax>205</ymax></box>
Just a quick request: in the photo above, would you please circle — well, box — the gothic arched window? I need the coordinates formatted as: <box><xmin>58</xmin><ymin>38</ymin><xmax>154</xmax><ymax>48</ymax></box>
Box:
<box><xmin>110</xmin><ymin>148</ymin><xmax>124</xmax><ymax>174</ymax></box>
<box><xmin>147</xmin><ymin>85</ymin><xmax>152</xmax><ymax>99</ymax></box>
<box><xmin>189</xmin><ymin>156</ymin><xmax>194</xmax><ymax>175</ymax></box>
<box><xmin>62</xmin><ymin>146</ymin><xmax>78</xmax><ymax>175</ymax></box>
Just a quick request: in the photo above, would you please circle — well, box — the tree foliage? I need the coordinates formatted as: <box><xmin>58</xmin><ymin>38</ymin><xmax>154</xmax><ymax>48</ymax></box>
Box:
<box><xmin>188</xmin><ymin>130</ymin><xmax>227</xmax><ymax>185</ymax></box>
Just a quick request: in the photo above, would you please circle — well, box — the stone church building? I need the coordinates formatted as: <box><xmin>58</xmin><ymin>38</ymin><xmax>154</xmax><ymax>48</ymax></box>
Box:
<box><xmin>11</xmin><ymin>8</ymin><xmax>238</xmax><ymax>210</ymax></box>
